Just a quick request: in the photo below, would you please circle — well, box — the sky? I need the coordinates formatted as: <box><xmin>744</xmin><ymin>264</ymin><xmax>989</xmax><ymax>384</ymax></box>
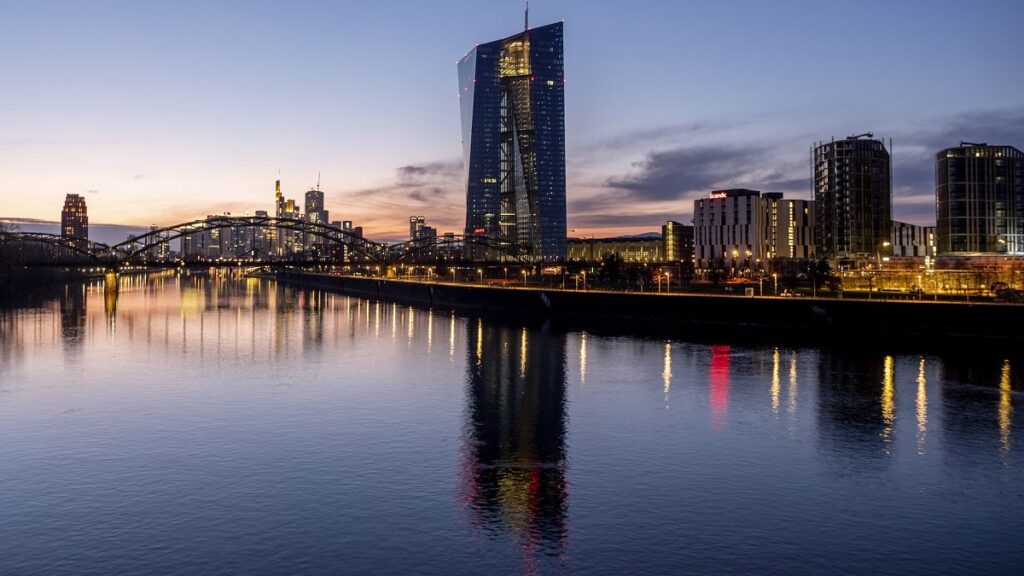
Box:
<box><xmin>2</xmin><ymin>0</ymin><xmax>1023</xmax><ymax>242</ymax></box>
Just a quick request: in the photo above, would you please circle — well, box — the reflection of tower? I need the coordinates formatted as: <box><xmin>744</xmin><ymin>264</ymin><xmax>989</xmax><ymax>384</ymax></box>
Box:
<box><xmin>461</xmin><ymin>319</ymin><xmax>568</xmax><ymax>561</ymax></box>
<box><xmin>59</xmin><ymin>283</ymin><xmax>87</xmax><ymax>350</ymax></box>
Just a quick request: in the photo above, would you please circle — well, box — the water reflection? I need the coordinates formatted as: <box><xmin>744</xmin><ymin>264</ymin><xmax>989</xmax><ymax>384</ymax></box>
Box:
<box><xmin>709</xmin><ymin>345</ymin><xmax>730</xmax><ymax>430</ymax></box>
<box><xmin>917</xmin><ymin>358</ymin><xmax>928</xmax><ymax>454</ymax></box>
<box><xmin>816</xmin><ymin>351</ymin><xmax>892</xmax><ymax>463</ymax></box>
<box><xmin>461</xmin><ymin>319</ymin><xmax>568</xmax><ymax>566</ymax></box>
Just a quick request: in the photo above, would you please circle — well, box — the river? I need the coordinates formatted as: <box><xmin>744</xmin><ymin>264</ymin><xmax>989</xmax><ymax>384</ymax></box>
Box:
<box><xmin>0</xmin><ymin>271</ymin><xmax>1021</xmax><ymax>575</ymax></box>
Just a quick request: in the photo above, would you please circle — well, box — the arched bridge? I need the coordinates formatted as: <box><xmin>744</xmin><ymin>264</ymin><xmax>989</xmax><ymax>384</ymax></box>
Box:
<box><xmin>0</xmin><ymin>216</ymin><xmax>533</xmax><ymax>269</ymax></box>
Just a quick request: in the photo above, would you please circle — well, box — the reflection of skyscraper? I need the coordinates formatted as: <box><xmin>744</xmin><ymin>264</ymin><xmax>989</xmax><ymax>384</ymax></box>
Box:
<box><xmin>459</xmin><ymin>22</ymin><xmax>566</xmax><ymax>261</ymax></box>
<box><xmin>59</xmin><ymin>283</ymin><xmax>87</xmax><ymax>349</ymax></box>
<box><xmin>461</xmin><ymin>319</ymin><xmax>568</xmax><ymax>561</ymax></box>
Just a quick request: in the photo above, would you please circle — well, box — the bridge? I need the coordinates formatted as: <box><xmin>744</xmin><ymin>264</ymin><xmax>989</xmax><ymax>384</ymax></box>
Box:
<box><xmin>0</xmin><ymin>216</ymin><xmax>533</xmax><ymax>270</ymax></box>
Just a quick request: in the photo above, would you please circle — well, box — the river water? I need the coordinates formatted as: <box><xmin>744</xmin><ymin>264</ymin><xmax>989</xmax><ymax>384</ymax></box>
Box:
<box><xmin>1</xmin><ymin>272</ymin><xmax>1022</xmax><ymax>575</ymax></box>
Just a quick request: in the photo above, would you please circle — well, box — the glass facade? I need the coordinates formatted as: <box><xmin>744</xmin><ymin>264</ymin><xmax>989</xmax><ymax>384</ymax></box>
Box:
<box><xmin>459</xmin><ymin>22</ymin><xmax>566</xmax><ymax>261</ymax></box>
<box><xmin>936</xmin><ymin>144</ymin><xmax>1024</xmax><ymax>255</ymax></box>
<box><xmin>813</xmin><ymin>137</ymin><xmax>892</xmax><ymax>258</ymax></box>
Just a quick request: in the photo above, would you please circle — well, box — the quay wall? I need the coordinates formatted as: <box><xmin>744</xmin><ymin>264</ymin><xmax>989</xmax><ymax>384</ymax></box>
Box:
<box><xmin>275</xmin><ymin>272</ymin><xmax>1024</xmax><ymax>347</ymax></box>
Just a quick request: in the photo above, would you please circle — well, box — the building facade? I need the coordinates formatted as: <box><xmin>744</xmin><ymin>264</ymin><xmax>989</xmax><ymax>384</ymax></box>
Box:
<box><xmin>763</xmin><ymin>193</ymin><xmax>815</xmax><ymax>260</ymax></box>
<box><xmin>693</xmin><ymin>189</ymin><xmax>765</xmax><ymax>269</ymax></box>
<box><xmin>661</xmin><ymin>221</ymin><xmax>694</xmax><ymax>263</ymax></box>
<box><xmin>813</xmin><ymin>135</ymin><xmax>892</xmax><ymax>259</ymax></box>
<box><xmin>694</xmin><ymin>189</ymin><xmax>815</xmax><ymax>269</ymax></box>
<box><xmin>459</xmin><ymin>21</ymin><xmax>566</xmax><ymax>261</ymax></box>
<box><xmin>891</xmin><ymin>220</ymin><xmax>936</xmax><ymax>258</ymax></box>
<box><xmin>935</xmin><ymin>143</ymin><xmax>1024</xmax><ymax>255</ymax></box>
<box><xmin>60</xmin><ymin>193</ymin><xmax>88</xmax><ymax>249</ymax></box>
<box><xmin>567</xmin><ymin>237</ymin><xmax>662</xmax><ymax>263</ymax></box>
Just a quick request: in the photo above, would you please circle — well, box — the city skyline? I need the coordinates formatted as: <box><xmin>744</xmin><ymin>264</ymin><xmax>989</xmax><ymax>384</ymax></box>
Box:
<box><xmin>2</xmin><ymin>1</ymin><xmax>1023</xmax><ymax>240</ymax></box>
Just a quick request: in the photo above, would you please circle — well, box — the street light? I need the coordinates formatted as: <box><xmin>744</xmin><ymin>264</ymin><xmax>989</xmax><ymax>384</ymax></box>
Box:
<box><xmin>773</xmin><ymin>273</ymin><xmax>778</xmax><ymax>295</ymax></box>
<box><xmin>522</xmin><ymin>269</ymin><xmax>528</xmax><ymax>286</ymax></box>
<box><xmin>477</xmin><ymin>268</ymin><xmax>483</xmax><ymax>284</ymax></box>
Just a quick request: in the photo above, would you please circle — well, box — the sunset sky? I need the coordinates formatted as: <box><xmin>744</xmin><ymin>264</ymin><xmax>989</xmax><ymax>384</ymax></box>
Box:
<box><xmin>2</xmin><ymin>0</ymin><xmax>1022</xmax><ymax>241</ymax></box>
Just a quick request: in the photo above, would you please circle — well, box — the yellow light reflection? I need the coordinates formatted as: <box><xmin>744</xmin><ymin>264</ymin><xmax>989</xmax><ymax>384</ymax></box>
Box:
<box><xmin>391</xmin><ymin>303</ymin><xmax>397</xmax><ymax>340</ymax></box>
<box><xmin>427</xmin><ymin>310</ymin><xmax>433</xmax><ymax>352</ymax></box>
<box><xmin>519</xmin><ymin>327</ymin><xmax>528</xmax><ymax>378</ymax></box>
<box><xmin>475</xmin><ymin>318</ymin><xmax>483</xmax><ymax>366</ymax></box>
<box><xmin>916</xmin><ymin>357</ymin><xmax>927</xmax><ymax>455</ymax></box>
<box><xmin>882</xmin><ymin>355</ymin><xmax>895</xmax><ymax>453</ymax></box>
<box><xmin>579</xmin><ymin>332</ymin><xmax>588</xmax><ymax>386</ymax></box>
<box><xmin>771</xmin><ymin>348</ymin><xmax>781</xmax><ymax>415</ymax></box>
<box><xmin>449</xmin><ymin>313</ymin><xmax>456</xmax><ymax>359</ymax></box>
<box><xmin>1000</xmin><ymin>359</ymin><xmax>1012</xmax><ymax>455</ymax></box>
<box><xmin>407</xmin><ymin>306</ymin><xmax>415</xmax><ymax>343</ymax></box>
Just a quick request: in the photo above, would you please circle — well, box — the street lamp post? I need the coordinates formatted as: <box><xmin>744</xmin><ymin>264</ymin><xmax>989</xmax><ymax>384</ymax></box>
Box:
<box><xmin>773</xmin><ymin>273</ymin><xmax>778</xmax><ymax>296</ymax></box>
<box><xmin>477</xmin><ymin>268</ymin><xmax>484</xmax><ymax>284</ymax></box>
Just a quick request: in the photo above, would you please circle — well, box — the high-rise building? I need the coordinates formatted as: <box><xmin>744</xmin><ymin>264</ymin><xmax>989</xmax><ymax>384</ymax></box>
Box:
<box><xmin>935</xmin><ymin>143</ymin><xmax>1024</xmax><ymax>254</ymax></box>
<box><xmin>458</xmin><ymin>21</ymin><xmax>566</xmax><ymax>261</ymax></box>
<box><xmin>60</xmin><ymin>193</ymin><xmax>88</xmax><ymax>250</ymax></box>
<box><xmin>305</xmin><ymin>188</ymin><xmax>327</xmax><ymax>225</ymax></box>
<box><xmin>813</xmin><ymin>134</ymin><xmax>892</xmax><ymax>259</ymax></box>
<box><xmin>409</xmin><ymin>216</ymin><xmax>426</xmax><ymax>241</ymax></box>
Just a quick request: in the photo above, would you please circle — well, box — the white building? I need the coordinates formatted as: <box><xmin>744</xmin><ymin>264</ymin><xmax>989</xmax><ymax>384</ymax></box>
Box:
<box><xmin>694</xmin><ymin>189</ymin><xmax>815</xmax><ymax>270</ymax></box>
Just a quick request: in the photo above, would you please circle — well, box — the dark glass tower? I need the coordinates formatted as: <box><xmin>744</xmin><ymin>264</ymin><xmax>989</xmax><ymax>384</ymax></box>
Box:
<box><xmin>458</xmin><ymin>21</ymin><xmax>566</xmax><ymax>262</ymax></box>
<box><xmin>813</xmin><ymin>135</ymin><xmax>892</xmax><ymax>259</ymax></box>
<box><xmin>936</xmin><ymin>143</ymin><xmax>1024</xmax><ymax>254</ymax></box>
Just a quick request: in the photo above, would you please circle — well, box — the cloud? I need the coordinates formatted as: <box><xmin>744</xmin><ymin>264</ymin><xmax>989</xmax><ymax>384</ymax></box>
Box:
<box><xmin>132</xmin><ymin>174</ymin><xmax>151</xmax><ymax>180</ymax></box>
<box><xmin>338</xmin><ymin>159</ymin><xmax>465</xmax><ymax>239</ymax></box>
<box><xmin>86</xmin><ymin>189</ymin><xmax>100</xmax><ymax>194</ymax></box>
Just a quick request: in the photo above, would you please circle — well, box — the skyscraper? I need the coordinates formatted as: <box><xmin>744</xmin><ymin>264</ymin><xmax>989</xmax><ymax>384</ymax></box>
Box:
<box><xmin>458</xmin><ymin>20</ymin><xmax>566</xmax><ymax>261</ymax></box>
<box><xmin>813</xmin><ymin>134</ymin><xmax>892</xmax><ymax>259</ymax></box>
<box><xmin>936</xmin><ymin>143</ymin><xmax>1024</xmax><ymax>254</ymax></box>
<box><xmin>409</xmin><ymin>216</ymin><xmax>425</xmax><ymax>241</ymax></box>
<box><xmin>60</xmin><ymin>193</ymin><xmax>88</xmax><ymax>250</ymax></box>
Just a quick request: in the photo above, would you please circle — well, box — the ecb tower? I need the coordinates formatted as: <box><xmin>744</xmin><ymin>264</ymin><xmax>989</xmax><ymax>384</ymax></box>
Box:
<box><xmin>458</xmin><ymin>21</ymin><xmax>566</xmax><ymax>262</ymax></box>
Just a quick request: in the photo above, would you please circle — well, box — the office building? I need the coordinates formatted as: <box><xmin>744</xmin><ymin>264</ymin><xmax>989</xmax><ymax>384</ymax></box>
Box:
<box><xmin>813</xmin><ymin>134</ymin><xmax>892</xmax><ymax>259</ymax></box>
<box><xmin>60</xmin><ymin>193</ymin><xmax>88</xmax><ymax>250</ymax></box>
<box><xmin>936</xmin><ymin>143</ymin><xmax>1024</xmax><ymax>254</ymax></box>
<box><xmin>459</xmin><ymin>21</ymin><xmax>566</xmax><ymax>261</ymax></box>
<box><xmin>662</xmin><ymin>221</ymin><xmax>694</xmax><ymax>264</ymax></box>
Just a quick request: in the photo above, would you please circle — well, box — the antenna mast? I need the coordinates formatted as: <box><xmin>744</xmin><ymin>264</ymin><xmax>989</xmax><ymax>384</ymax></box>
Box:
<box><xmin>317</xmin><ymin>171</ymin><xmax>321</xmax><ymax>190</ymax></box>
<box><xmin>525</xmin><ymin>0</ymin><xmax>529</xmax><ymax>31</ymax></box>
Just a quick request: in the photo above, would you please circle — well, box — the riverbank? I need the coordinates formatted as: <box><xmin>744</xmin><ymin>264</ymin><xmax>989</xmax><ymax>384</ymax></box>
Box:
<box><xmin>274</xmin><ymin>271</ymin><xmax>1024</xmax><ymax>349</ymax></box>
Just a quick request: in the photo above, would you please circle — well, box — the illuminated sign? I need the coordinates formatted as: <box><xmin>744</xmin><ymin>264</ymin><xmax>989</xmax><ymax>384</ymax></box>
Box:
<box><xmin>473</xmin><ymin>227</ymin><xmax>486</xmax><ymax>234</ymax></box>
<box><xmin>709</xmin><ymin>192</ymin><xmax>728</xmax><ymax>199</ymax></box>
<box><xmin>541</xmin><ymin>266</ymin><xmax>563</xmax><ymax>276</ymax></box>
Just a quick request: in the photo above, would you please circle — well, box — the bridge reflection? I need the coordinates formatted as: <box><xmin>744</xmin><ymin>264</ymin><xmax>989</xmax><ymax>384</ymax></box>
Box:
<box><xmin>461</xmin><ymin>319</ymin><xmax>569</xmax><ymax>566</ymax></box>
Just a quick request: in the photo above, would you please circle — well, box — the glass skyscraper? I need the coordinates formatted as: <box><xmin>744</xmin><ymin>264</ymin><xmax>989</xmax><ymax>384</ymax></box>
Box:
<box><xmin>458</xmin><ymin>21</ymin><xmax>566</xmax><ymax>262</ymax></box>
<box><xmin>936</xmin><ymin>143</ymin><xmax>1024</xmax><ymax>254</ymax></box>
